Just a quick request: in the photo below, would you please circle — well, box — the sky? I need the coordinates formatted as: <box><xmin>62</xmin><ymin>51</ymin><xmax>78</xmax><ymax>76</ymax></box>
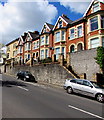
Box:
<box><xmin>0</xmin><ymin>0</ymin><xmax>91</xmax><ymax>45</ymax></box>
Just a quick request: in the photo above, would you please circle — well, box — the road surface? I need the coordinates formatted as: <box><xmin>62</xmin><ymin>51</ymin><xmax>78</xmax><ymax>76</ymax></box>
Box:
<box><xmin>1</xmin><ymin>74</ymin><xmax>104</xmax><ymax>119</ymax></box>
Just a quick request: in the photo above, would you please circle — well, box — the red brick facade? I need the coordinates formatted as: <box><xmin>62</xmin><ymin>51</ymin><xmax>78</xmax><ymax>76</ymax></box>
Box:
<box><xmin>14</xmin><ymin>0</ymin><xmax>104</xmax><ymax>64</ymax></box>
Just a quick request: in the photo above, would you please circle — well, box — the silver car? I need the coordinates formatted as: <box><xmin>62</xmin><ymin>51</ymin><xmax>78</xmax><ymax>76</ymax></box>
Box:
<box><xmin>64</xmin><ymin>79</ymin><xmax>104</xmax><ymax>102</ymax></box>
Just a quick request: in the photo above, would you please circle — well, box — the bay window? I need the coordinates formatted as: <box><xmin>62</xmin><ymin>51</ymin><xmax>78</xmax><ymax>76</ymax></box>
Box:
<box><xmin>37</xmin><ymin>41</ymin><xmax>39</xmax><ymax>48</ymax></box>
<box><xmin>101</xmin><ymin>16</ymin><xmax>104</xmax><ymax>28</ymax></box>
<box><xmin>27</xmin><ymin>54</ymin><xmax>30</xmax><ymax>60</ymax></box>
<box><xmin>41</xmin><ymin>50</ymin><xmax>44</xmax><ymax>59</ymax></box>
<box><xmin>70</xmin><ymin>28</ymin><xmax>75</xmax><ymax>40</ymax></box>
<box><xmin>46</xmin><ymin>49</ymin><xmax>49</xmax><ymax>58</ymax></box>
<box><xmin>41</xmin><ymin>36</ymin><xmax>44</xmax><ymax>46</ymax></box>
<box><xmin>90</xmin><ymin>38</ymin><xmax>99</xmax><ymax>48</ymax></box>
<box><xmin>62</xmin><ymin>47</ymin><xmax>65</xmax><ymax>55</ymax></box>
<box><xmin>46</xmin><ymin>36</ymin><xmax>49</xmax><ymax>45</ymax></box>
<box><xmin>62</xmin><ymin>31</ymin><xmax>65</xmax><ymax>40</ymax></box>
<box><xmin>90</xmin><ymin>16</ymin><xmax>98</xmax><ymax>31</ymax></box>
<box><xmin>77</xmin><ymin>26</ymin><xmax>82</xmax><ymax>37</ymax></box>
<box><xmin>55</xmin><ymin>32</ymin><xmax>60</xmax><ymax>42</ymax></box>
<box><xmin>55</xmin><ymin>47</ymin><xmax>60</xmax><ymax>59</ymax></box>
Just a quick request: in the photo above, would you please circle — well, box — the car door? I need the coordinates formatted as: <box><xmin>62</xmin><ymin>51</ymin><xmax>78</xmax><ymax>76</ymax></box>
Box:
<box><xmin>18</xmin><ymin>71</ymin><xmax>22</xmax><ymax>79</ymax></box>
<box><xmin>82</xmin><ymin>80</ymin><xmax>95</xmax><ymax>97</ymax></box>
<box><xmin>74</xmin><ymin>80</ymin><xmax>83</xmax><ymax>94</ymax></box>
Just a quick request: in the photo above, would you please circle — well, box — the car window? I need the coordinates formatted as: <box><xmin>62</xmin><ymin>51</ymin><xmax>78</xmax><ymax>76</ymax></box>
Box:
<box><xmin>91</xmin><ymin>81</ymin><xmax>104</xmax><ymax>89</ymax></box>
<box><xmin>83</xmin><ymin>81</ymin><xmax>92</xmax><ymax>87</ymax></box>
<box><xmin>76</xmin><ymin>80</ymin><xmax>83</xmax><ymax>85</ymax></box>
<box><xmin>70</xmin><ymin>79</ymin><xmax>76</xmax><ymax>83</ymax></box>
<box><xmin>25</xmin><ymin>72</ymin><xmax>32</xmax><ymax>75</ymax></box>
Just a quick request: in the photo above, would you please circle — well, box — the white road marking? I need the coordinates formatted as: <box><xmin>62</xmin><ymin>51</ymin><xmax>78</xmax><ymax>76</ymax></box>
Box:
<box><xmin>17</xmin><ymin>86</ymin><xmax>29</xmax><ymax>91</ymax></box>
<box><xmin>18</xmin><ymin>80</ymin><xmax>47</xmax><ymax>89</ymax></box>
<box><xmin>68</xmin><ymin>105</ymin><xmax>104</xmax><ymax>119</ymax></box>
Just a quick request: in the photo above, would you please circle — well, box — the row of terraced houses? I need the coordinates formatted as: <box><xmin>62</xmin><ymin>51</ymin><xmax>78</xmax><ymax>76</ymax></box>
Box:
<box><xmin>6</xmin><ymin>0</ymin><xmax>104</xmax><ymax>66</ymax></box>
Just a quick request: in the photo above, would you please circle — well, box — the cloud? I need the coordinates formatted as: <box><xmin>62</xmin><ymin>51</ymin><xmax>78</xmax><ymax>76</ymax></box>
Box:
<box><xmin>0</xmin><ymin>0</ymin><xmax>58</xmax><ymax>44</ymax></box>
<box><xmin>59</xmin><ymin>0</ymin><xmax>90</xmax><ymax>14</ymax></box>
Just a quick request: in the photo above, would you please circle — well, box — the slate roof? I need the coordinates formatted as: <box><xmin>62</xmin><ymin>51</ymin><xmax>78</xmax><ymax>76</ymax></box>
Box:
<box><xmin>46</xmin><ymin>23</ymin><xmax>54</xmax><ymax>30</ymax></box>
<box><xmin>29</xmin><ymin>31</ymin><xmax>39</xmax><ymax>40</ymax></box>
<box><xmin>61</xmin><ymin>14</ymin><xmax>73</xmax><ymax>24</ymax></box>
<box><xmin>6</xmin><ymin>38</ymin><xmax>19</xmax><ymax>46</ymax></box>
<box><xmin>21</xmin><ymin>33</ymin><xmax>28</xmax><ymax>42</ymax></box>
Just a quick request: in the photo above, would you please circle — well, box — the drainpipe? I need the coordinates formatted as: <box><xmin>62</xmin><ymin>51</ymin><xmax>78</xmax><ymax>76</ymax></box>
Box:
<box><xmin>84</xmin><ymin>18</ymin><xmax>87</xmax><ymax>50</ymax></box>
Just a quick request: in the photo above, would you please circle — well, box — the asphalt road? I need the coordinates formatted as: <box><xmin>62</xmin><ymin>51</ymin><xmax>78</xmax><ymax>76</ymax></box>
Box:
<box><xmin>1</xmin><ymin>74</ymin><xmax>104</xmax><ymax>119</ymax></box>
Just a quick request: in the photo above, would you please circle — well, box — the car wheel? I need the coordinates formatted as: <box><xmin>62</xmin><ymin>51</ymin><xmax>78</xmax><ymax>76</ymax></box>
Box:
<box><xmin>23</xmin><ymin>78</ymin><xmax>26</xmax><ymax>81</ymax></box>
<box><xmin>96</xmin><ymin>94</ymin><xmax>104</xmax><ymax>102</ymax></box>
<box><xmin>67</xmin><ymin>87</ymin><xmax>73</xmax><ymax>94</ymax></box>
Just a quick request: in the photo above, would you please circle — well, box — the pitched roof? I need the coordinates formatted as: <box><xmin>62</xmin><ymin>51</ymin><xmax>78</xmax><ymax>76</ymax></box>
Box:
<box><xmin>53</xmin><ymin>14</ymin><xmax>73</xmax><ymax>30</ymax></box>
<box><xmin>21</xmin><ymin>32</ymin><xmax>28</xmax><ymax>42</ymax></box>
<box><xmin>61</xmin><ymin>14</ymin><xmax>73</xmax><ymax>24</ymax></box>
<box><xmin>40</xmin><ymin>22</ymin><xmax>54</xmax><ymax>34</ymax></box>
<box><xmin>28</xmin><ymin>31</ymin><xmax>39</xmax><ymax>40</ymax></box>
<box><xmin>45</xmin><ymin>23</ymin><xmax>54</xmax><ymax>30</ymax></box>
<box><xmin>6</xmin><ymin>38</ymin><xmax>19</xmax><ymax>46</ymax></box>
<box><xmin>83</xmin><ymin>0</ymin><xmax>104</xmax><ymax>17</ymax></box>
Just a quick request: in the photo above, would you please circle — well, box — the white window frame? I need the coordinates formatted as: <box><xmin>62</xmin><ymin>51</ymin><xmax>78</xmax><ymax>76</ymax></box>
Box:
<box><xmin>55</xmin><ymin>32</ymin><xmax>60</xmax><ymax>42</ymax></box>
<box><xmin>101</xmin><ymin>16</ymin><xmax>104</xmax><ymax>29</ymax></box>
<box><xmin>93</xmin><ymin>2</ymin><xmax>100</xmax><ymax>13</ymax></box>
<box><xmin>55</xmin><ymin>47</ymin><xmax>60</xmax><ymax>60</ymax></box>
<box><xmin>34</xmin><ymin>42</ymin><xmax>36</xmax><ymax>49</ymax></box>
<box><xmin>27</xmin><ymin>54</ymin><xmax>30</xmax><ymax>60</ymax></box>
<box><xmin>41</xmin><ymin>36</ymin><xmax>44</xmax><ymax>46</ymax></box>
<box><xmin>37</xmin><ymin>41</ymin><xmax>39</xmax><ymax>48</ymax></box>
<box><xmin>46</xmin><ymin>35</ymin><xmax>49</xmax><ymax>45</ymax></box>
<box><xmin>77</xmin><ymin>25</ymin><xmax>82</xmax><ymax>37</ymax></box>
<box><xmin>45</xmin><ymin>49</ymin><xmax>49</xmax><ymax>58</ymax></box>
<box><xmin>90</xmin><ymin>16</ymin><xmax>98</xmax><ymax>31</ymax></box>
<box><xmin>70</xmin><ymin>28</ymin><xmax>75</xmax><ymax>40</ymax></box>
<box><xmin>58</xmin><ymin>20</ymin><xmax>62</xmax><ymax>28</ymax></box>
<box><xmin>41</xmin><ymin>50</ymin><xmax>44</xmax><ymax>59</ymax></box>
<box><xmin>102</xmin><ymin>37</ymin><xmax>104</xmax><ymax>47</ymax></box>
<box><xmin>62</xmin><ymin>31</ymin><xmax>65</xmax><ymax>41</ymax></box>
<box><xmin>90</xmin><ymin>37</ymin><xmax>99</xmax><ymax>48</ymax></box>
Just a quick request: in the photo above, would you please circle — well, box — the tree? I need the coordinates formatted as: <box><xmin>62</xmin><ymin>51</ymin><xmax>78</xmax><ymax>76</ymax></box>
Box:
<box><xmin>95</xmin><ymin>47</ymin><xmax>104</xmax><ymax>74</ymax></box>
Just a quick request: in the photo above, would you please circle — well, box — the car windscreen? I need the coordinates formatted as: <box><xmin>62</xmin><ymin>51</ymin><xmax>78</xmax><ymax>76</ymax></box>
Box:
<box><xmin>91</xmin><ymin>81</ymin><xmax>104</xmax><ymax>89</ymax></box>
<box><xmin>25</xmin><ymin>73</ymin><xmax>32</xmax><ymax>76</ymax></box>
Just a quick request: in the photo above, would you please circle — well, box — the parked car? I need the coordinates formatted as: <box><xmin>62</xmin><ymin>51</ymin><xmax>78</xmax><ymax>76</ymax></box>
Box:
<box><xmin>64</xmin><ymin>79</ymin><xmax>104</xmax><ymax>102</ymax></box>
<box><xmin>16</xmin><ymin>71</ymin><xmax>37</xmax><ymax>82</ymax></box>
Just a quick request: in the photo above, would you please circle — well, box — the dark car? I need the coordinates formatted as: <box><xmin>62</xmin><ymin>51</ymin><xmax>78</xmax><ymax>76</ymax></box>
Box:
<box><xmin>16</xmin><ymin>71</ymin><xmax>37</xmax><ymax>82</ymax></box>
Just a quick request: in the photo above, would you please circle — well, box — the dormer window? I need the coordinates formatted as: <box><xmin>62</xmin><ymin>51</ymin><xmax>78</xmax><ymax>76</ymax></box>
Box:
<box><xmin>93</xmin><ymin>2</ymin><xmax>99</xmax><ymax>12</ymax></box>
<box><xmin>59</xmin><ymin>20</ymin><xmax>62</xmax><ymax>28</ymax></box>
<box><xmin>43</xmin><ymin>26</ymin><xmax>46</xmax><ymax>33</ymax></box>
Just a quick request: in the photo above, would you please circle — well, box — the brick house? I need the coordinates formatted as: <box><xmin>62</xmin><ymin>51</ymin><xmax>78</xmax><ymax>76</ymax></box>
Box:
<box><xmin>6</xmin><ymin>39</ymin><xmax>18</xmax><ymax>65</ymax></box>
<box><xmin>66</xmin><ymin>0</ymin><xmax>104</xmax><ymax>54</ymax></box>
<box><xmin>31</xmin><ymin>31</ymin><xmax>40</xmax><ymax>62</ymax></box>
<box><xmin>53</xmin><ymin>14</ymin><xmax>73</xmax><ymax>60</ymax></box>
<box><xmin>16</xmin><ymin>33</ymin><xmax>27</xmax><ymax>64</ymax></box>
<box><xmin>40</xmin><ymin>22</ymin><xmax>54</xmax><ymax>60</ymax></box>
<box><xmin>6</xmin><ymin>0</ymin><xmax>104</xmax><ymax>65</ymax></box>
<box><xmin>84</xmin><ymin>0</ymin><xmax>104</xmax><ymax>50</ymax></box>
<box><xmin>16</xmin><ymin>31</ymin><xmax>39</xmax><ymax>65</ymax></box>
